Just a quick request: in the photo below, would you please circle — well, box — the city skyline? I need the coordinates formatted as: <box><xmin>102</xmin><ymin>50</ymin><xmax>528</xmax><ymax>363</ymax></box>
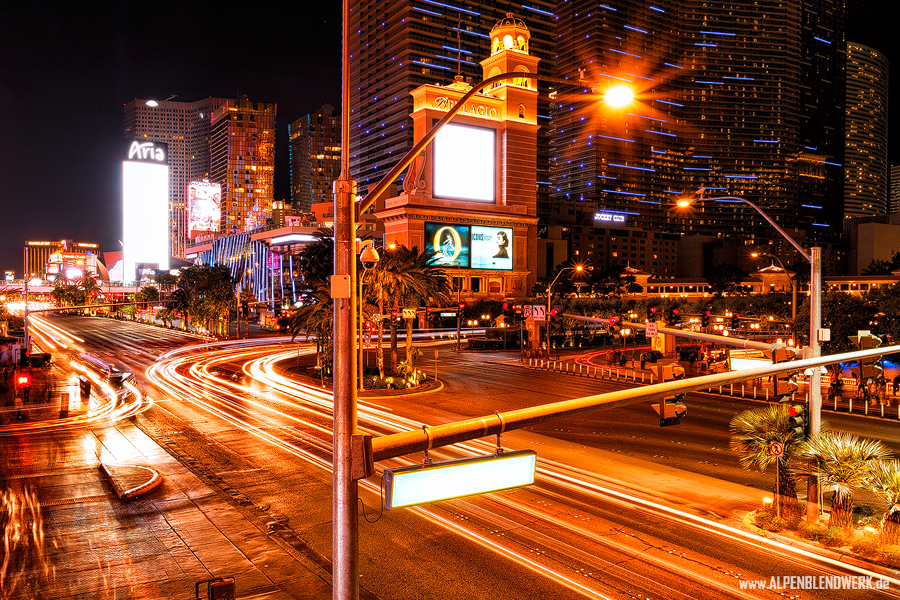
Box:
<box><xmin>0</xmin><ymin>1</ymin><xmax>896</xmax><ymax>273</ymax></box>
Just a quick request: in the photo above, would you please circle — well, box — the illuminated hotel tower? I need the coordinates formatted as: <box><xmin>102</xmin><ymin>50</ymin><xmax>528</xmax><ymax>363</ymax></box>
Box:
<box><xmin>349</xmin><ymin>0</ymin><xmax>555</xmax><ymax>209</ymax></box>
<box><xmin>289</xmin><ymin>104</ymin><xmax>341</xmax><ymax>214</ymax></box>
<box><xmin>375</xmin><ymin>14</ymin><xmax>540</xmax><ymax>298</ymax></box>
<box><xmin>550</xmin><ymin>0</ymin><xmax>846</xmax><ymax>244</ymax></box>
<box><xmin>845</xmin><ymin>42</ymin><xmax>889</xmax><ymax>218</ymax></box>
<box><xmin>209</xmin><ymin>97</ymin><xmax>277</xmax><ymax>234</ymax></box>
<box><xmin>125</xmin><ymin>97</ymin><xmax>228</xmax><ymax>258</ymax></box>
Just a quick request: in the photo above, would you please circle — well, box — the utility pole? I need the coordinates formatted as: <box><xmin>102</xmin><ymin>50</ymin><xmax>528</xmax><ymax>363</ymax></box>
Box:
<box><xmin>333</xmin><ymin>0</ymin><xmax>359</xmax><ymax>596</ymax></box>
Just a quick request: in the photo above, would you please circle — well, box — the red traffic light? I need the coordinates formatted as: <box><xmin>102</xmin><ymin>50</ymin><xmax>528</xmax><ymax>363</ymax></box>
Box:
<box><xmin>550</xmin><ymin>308</ymin><xmax>558</xmax><ymax>316</ymax></box>
<box><xmin>503</xmin><ymin>302</ymin><xmax>509</xmax><ymax>310</ymax></box>
<box><xmin>705</xmin><ymin>310</ymin><xmax>711</xmax><ymax>316</ymax></box>
<box><xmin>650</xmin><ymin>307</ymin><xmax>657</xmax><ymax>313</ymax></box>
<box><xmin>609</xmin><ymin>317</ymin><xmax>618</xmax><ymax>325</ymax></box>
<box><xmin>427</xmin><ymin>307</ymin><xmax>433</xmax><ymax>313</ymax></box>
<box><xmin>16</xmin><ymin>373</ymin><xmax>31</xmax><ymax>387</ymax></box>
<box><xmin>458</xmin><ymin>303</ymin><xmax>466</xmax><ymax>310</ymax></box>
<box><xmin>672</xmin><ymin>308</ymin><xmax>678</xmax><ymax>315</ymax></box>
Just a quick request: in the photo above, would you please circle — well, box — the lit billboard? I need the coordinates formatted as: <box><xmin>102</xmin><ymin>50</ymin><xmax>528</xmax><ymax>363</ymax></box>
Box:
<box><xmin>433</xmin><ymin>123</ymin><xmax>495</xmax><ymax>202</ymax></box>
<box><xmin>188</xmin><ymin>180</ymin><xmax>221</xmax><ymax>237</ymax></box>
<box><xmin>471</xmin><ymin>226</ymin><xmax>513</xmax><ymax>270</ymax></box>
<box><xmin>425</xmin><ymin>223</ymin><xmax>470</xmax><ymax>268</ymax></box>
<box><xmin>123</xmin><ymin>139</ymin><xmax>169</xmax><ymax>282</ymax></box>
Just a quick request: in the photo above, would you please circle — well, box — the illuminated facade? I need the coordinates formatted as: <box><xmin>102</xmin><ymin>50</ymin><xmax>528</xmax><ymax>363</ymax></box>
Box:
<box><xmin>550</xmin><ymin>0</ymin><xmax>846</xmax><ymax>272</ymax></box>
<box><xmin>349</xmin><ymin>0</ymin><xmax>555</xmax><ymax>208</ymax></box>
<box><xmin>209</xmin><ymin>98</ymin><xmax>277</xmax><ymax>234</ymax></box>
<box><xmin>375</xmin><ymin>14</ymin><xmax>540</xmax><ymax>298</ymax></box>
<box><xmin>124</xmin><ymin>97</ymin><xmax>228</xmax><ymax>258</ymax></box>
<box><xmin>25</xmin><ymin>240</ymin><xmax>101</xmax><ymax>282</ymax></box>
<box><xmin>844</xmin><ymin>42</ymin><xmax>889</xmax><ymax>218</ymax></box>
<box><xmin>289</xmin><ymin>104</ymin><xmax>341</xmax><ymax>214</ymax></box>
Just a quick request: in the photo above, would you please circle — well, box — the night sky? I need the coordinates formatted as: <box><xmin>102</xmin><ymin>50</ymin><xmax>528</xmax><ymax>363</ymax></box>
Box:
<box><xmin>0</xmin><ymin>1</ymin><xmax>894</xmax><ymax>274</ymax></box>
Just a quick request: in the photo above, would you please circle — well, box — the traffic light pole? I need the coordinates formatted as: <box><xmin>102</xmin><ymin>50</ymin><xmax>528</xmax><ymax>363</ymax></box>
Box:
<box><xmin>807</xmin><ymin>247</ymin><xmax>822</xmax><ymax>521</ymax></box>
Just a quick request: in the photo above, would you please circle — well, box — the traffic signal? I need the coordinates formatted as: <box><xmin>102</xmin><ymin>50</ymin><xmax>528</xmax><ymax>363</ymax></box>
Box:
<box><xmin>668</xmin><ymin>307</ymin><xmax>681</xmax><ymax>325</ymax></box>
<box><xmin>550</xmin><ymin>308</ymin><xmax>558</xmax><ymax>316</ymax></box>
<box><xmin>731</xmin><ymin>313</ymin><xmax>740</xmax><ymax>329</ymax></box>
<box><xmin>655</xmin><ymin>394</ymin><xmax>687</xmax><ymax>427</ymax></box>
<box><xmin>775</xmin><ymin>374</ymin><xmax>800</xmax><ymax>402</ymax></box>
<box><xmin>787</xmin><ymin>404</ymin><xmax>807</xmax><ymax>439</ymax></box>
<box><xmin>851</xmin><ymin>333</ymin><xmax>883</xmax><ymax>385</ymax></box>
<box><xmin>241</xmin><ymin>301</ymin><xmax>249</xmax><ymax>318</ymax></box>
<box><xmin>647</xmin><ymin>306</ymin><xmax>657</xmax><ymax>321</ymax></box>
<box><xmin>701</xmin><ymin>310</ymin><xmax>711</xmax><ymax>328</ymax></box>
<box><xmin>15</xmin><ymin>371</ymin><xmax>32</xmax><ymax>389</ymax></box>
<box><xmin>458</xmin><ymin>302</ymin><xmax>466</xmax><ymax>311</ymax></box>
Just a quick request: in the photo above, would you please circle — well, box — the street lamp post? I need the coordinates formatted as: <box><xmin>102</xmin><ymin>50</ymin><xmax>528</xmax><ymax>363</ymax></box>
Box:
<box><xmin>678</xmin><ymin>195</ymin><xmax>822</xmax><ymax>522</ymax></box>
<box><xmin>546</xmin><ymin>266</ymin><xmax>582</xmax><ymax>355</ymax></box>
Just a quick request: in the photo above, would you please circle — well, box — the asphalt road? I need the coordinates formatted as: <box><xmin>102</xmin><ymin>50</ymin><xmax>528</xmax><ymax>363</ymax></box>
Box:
<box><xmin>36</xmin><ymin>315</ymin><xmax>900</xmax><ymax>599</ymax></box>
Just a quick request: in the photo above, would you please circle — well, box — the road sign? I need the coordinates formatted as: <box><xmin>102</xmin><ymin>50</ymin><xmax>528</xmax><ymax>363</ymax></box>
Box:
<box><xmin>769</xmin><ymin>441</ymin><xmax>784</xmax><ymax>457</ymax></box>
<box><xmin>531</xmin><ymin>305</ymin><xmax>546</xmax><ymax>322</ymax></box>
<box><xmin>646</xmin><ymin>322</ymin><xmax>659</xmax><ymax>338</ymax></box>
<box><xmin>523</xmin><ymin>305</ymin><xmax>532</xmax><ymax>318</ymax></box>
<box><xmin>439</xmin><ymin>312</ymin><xmax>456</xmax><ymax>317</ymax></box>
<box><xmin>402</xmin><ymin>308</ymin><xmax>416</xmax><ymax>319</ymax></box>
<box><xmin>383</xmin><ymin>450</ymin><xmax>537</xmax><ymax>510</ymax></box>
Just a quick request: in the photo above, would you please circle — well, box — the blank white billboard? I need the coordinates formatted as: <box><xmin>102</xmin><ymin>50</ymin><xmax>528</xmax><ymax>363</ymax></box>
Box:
<box><xmin>123</xmin><ymin>161</ymin><xmax>168</xmax><ymax>282</ymax></box>
<box><xmin>433</xmin><ymin>123</ymin><xmax>495</xmax><ymax>202</ymax></box>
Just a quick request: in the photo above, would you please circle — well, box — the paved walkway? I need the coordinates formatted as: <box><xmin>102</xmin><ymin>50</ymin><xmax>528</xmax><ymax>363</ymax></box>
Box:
<box><xmin>0</xmin><ymin>418</ymin><xmax>332</xmax><ymax>600</ymax></box>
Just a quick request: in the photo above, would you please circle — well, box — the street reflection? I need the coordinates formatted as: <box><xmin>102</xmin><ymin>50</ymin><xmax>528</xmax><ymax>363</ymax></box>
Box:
<box><xmin>1</xmin><ymin>487</ymin><xmax>54</xmax><ymax>599</ymax></box>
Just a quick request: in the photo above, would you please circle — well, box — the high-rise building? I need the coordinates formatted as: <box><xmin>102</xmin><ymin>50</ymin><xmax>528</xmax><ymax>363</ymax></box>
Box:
<box><xmin>125</xmin><ymin>97</ymin><xmax>228</xmax><ymax>258</ymax></box>
<box><xmin>209</xmin><ymin>97</ymin><xmax>277</xmax><ymax>234</ymax></box>
<box><xmin>844</xmin><ymin>42</ymin><xmax>889</xmax><ymax>218</ymax></box>
<box><xmin>549</xmin><ymin>0</ymin><xmax>847</xmax><ymax>273</ymax></box>
<box><xmin>892</xmin><ymin>165</ymin><xmax>900</xmax><ymax>214</ymax></box>
<box><xmin>349</xmin><ymin>0</ymin><xmax>555</xmax><ymax>206</ymax></box>
<box><xmin>289</xmin><ymin>104</ymin><xmax>341</xmax><ymax>214</ymax></box>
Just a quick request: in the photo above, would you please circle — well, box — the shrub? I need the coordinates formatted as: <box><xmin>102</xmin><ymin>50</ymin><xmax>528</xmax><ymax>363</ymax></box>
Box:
<box><xmin>851</xmin><ymin>536</ymin><xmax>880</xmax><ymax>558</ymax></box>
<box><xmin>798</xmin><ymin>521</ymin><xmax>825</xmax><ymax>541</ymax></box>
<box><xmin>754</xmin><ymin>511</ymin><xmax>786</xmax><ymax>532</ymax></box>
<box><xmin>877</xmin><ymin>545</ymin><xmax>900</xmax><ymax>567</ymax></box>
<box><xmin>822</xmin><ymin>527</ymin><xmax>847</xmax><ymax>547</ymax></box>
<box><xmin>782</xmin><ymin>513</ymin><xmax>803</xmax><ymax>531</ymax></box>
<box><xmin>852</xmin><ymin>504</ymin><xmax>878</xmax><ymax>525</ymax></box>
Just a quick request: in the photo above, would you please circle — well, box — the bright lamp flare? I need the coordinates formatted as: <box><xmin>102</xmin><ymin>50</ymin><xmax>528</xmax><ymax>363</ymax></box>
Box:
<box><xmin>676</xmin><ymin>199</ymin><xmax>692</xmax><ymax>208</ymax></box>
<box><xmin>604</xmin><ymin>85</ymin><xmax>634</xmax><ymax>108</ymax></box>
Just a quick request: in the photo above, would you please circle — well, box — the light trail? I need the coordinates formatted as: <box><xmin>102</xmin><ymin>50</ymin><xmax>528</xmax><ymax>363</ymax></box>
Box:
<box><xmin>141</xmin><ymin>340</ymin><xmax>900</xmax><ymax>598</ymax></box>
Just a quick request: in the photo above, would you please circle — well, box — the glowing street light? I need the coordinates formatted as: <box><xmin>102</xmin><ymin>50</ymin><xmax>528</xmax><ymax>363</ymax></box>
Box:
<box><xmin>604</xmin><ymin>84</ymin><xmax>635</xmax><ymax>108</ymax></box>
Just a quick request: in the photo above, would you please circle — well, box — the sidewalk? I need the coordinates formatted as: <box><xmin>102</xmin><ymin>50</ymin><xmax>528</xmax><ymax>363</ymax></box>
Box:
<box><xmin>1</xmin><ymin>417</ymin><xmax>332</xmax><ymax>599</ymax></box>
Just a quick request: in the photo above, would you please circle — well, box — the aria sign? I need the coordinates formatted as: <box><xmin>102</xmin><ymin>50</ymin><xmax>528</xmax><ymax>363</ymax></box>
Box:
<box><xmin>124</xmin><ymin>139</ymin><xmax>168</xmax><ymax>163</ymax></box>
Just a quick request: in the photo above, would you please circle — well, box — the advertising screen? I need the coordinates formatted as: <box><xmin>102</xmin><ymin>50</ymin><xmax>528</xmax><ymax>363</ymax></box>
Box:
<box><xmin>425</xmin><ymin>223</ymin><xmax>470</xmax><ymax>268</ymax></box>
<box><xmin>470</xmin><ymin>226</ymin><xmax>513</xmax><ymax>270</ymax></box>
<box><xmin>123</xmin><ymin>160</ymin><xmax>168</xmax><ymax>282</ymax></box>
<box><xmin>188</xmin><ymin>181</ymin><xmax>221</xmax><ymax>237</ymax></box>
<box><xmin>433</xmin><ymin>123</ymin><xmax>495</xmax><ymax>202</ymax></box>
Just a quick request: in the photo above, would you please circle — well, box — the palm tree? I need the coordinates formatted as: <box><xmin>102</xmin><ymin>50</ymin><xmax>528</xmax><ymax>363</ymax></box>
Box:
<box><xmin>289</xmin><ymin>281</ymin><xmax>333</xmax><ymax>377</ymax></box>
<box><xmin>794</xmin><ymin>431</ymin><xmax>891</xmax><ymax>530</ymax></box>
<box><xmin>729</xmin><ymin>405</ymin><xmax>806</xmax><ymax>516</ymax></box>
<box><xmin>867</xmin><ymin>460</ymin><xmax>900</xmax><ymax>544</ymax></box>
<box><xmin>370</xmin><ymin>245</ymin><xmax>452</xmax><ymax>374</ymax></box>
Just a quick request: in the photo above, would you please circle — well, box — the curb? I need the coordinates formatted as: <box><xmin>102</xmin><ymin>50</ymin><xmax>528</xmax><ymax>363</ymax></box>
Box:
<box><xmin>100</xmin><ymin>463</ymin><xmax>163</xmax><ymax>500</ymax></box>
